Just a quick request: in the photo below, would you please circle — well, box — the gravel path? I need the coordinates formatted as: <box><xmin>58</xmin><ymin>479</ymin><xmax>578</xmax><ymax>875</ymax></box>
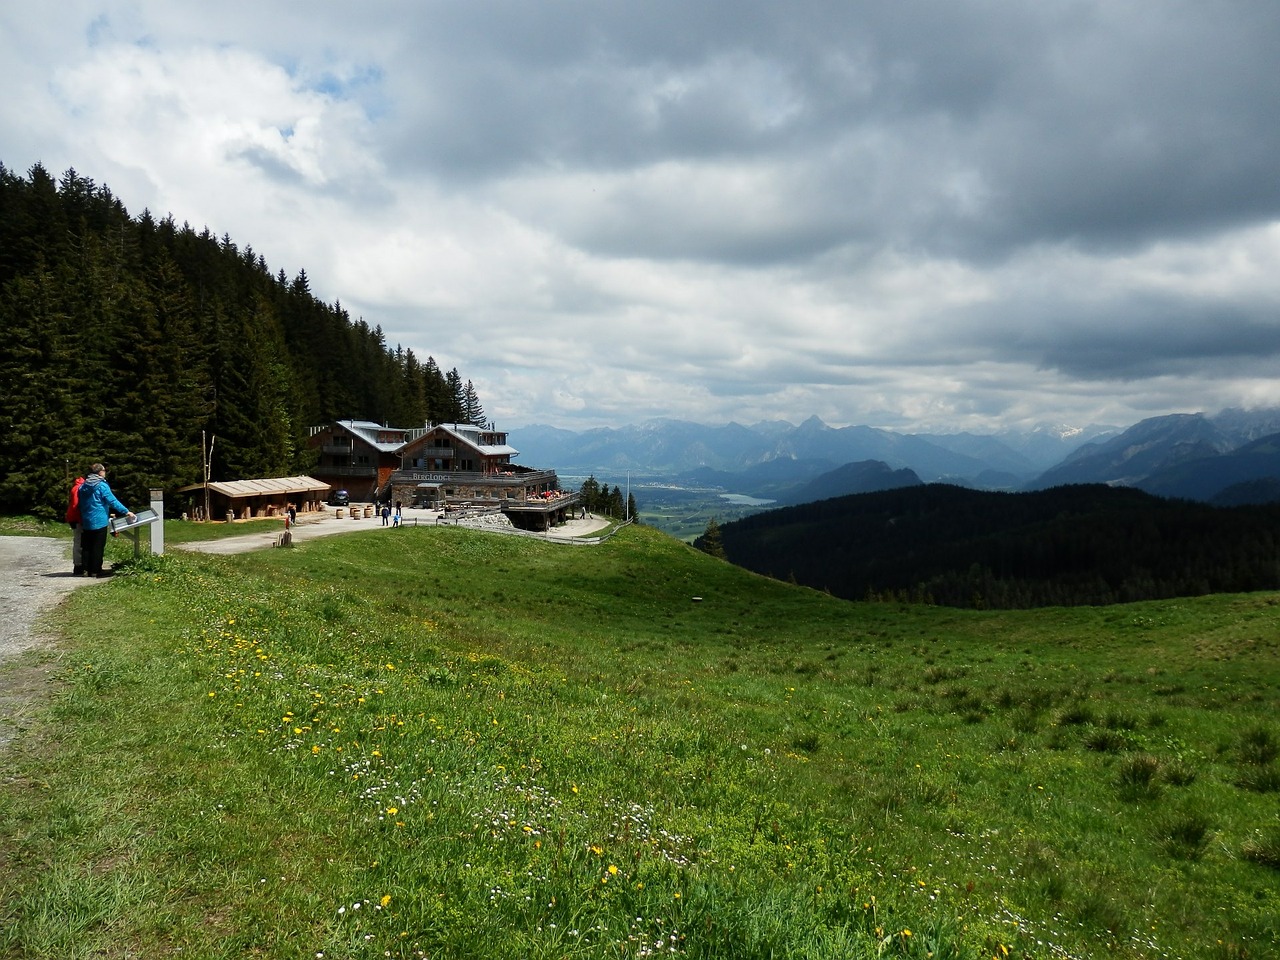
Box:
<box><xmin>0</xmin><ymin>535</ymin><xmax>94</xmax><ymax>752</ymax></box>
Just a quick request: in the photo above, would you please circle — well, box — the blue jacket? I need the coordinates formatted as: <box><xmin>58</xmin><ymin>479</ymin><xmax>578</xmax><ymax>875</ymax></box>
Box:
<box><xmin>78</xmin><ymin>474</ymin><xmax>130</xmax><ymax>531</ymax></box>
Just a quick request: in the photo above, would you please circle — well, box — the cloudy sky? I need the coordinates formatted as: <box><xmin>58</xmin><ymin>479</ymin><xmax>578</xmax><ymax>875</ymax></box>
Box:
<box><xmin>4</xmin><ymin>1</ymin><xmax>1280</xmax><ymax>433</ymax></box>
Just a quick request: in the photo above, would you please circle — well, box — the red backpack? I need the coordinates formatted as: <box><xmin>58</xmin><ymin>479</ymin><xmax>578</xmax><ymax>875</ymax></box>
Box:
<box><xmin>66</xmin><ymin>476</ymin><xmax>85</xmax><ymax>525</ymax></box>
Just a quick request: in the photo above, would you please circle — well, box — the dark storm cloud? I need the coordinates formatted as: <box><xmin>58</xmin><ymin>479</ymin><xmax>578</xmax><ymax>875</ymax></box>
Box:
<box><xmin>372</xmin><ymin>1</ymin><xmax>1280</xmax><ymax>265</ymax></box>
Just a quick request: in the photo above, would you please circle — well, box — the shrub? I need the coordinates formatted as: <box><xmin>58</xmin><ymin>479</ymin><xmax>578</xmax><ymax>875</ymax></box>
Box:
<box><xmin>1011</xmin><ymin>708</ymin><xmax>1041</xmax><ymax>734</ymax></box>
<box><xmin>1241</xmin><ymin>828</ymin><xmax>1280</xmax><ymax>869</ymax></box>
<box><xmin>1160</xmin><ymin>760</ymin><xmax>1198</xmax><ymax>787</ymax></box>
<box><xmin>1238</xmin><ymin>726</ymin><xmax>1279</xmax><ymax>766</ymax></box>
<box><xmin>1054</xmin><ymin>702</ymin><xmax>1094</xmax><ymax>727</ymax></box>
<box><xmin>1235</xmin><ymin>766</ymin><xmax>1280</xmax><ymax>793</ymax></box>
<box><xmin>1117</xmin><ymin>753</ymin><xmax>1162</xmax><ymax>800</ymax></box>
<box><xmin>1158</xmin><ymin>810</ymin><xmax>1213</xmax><ymax>860</ymax></box>
<box><xmin>1085</xmin><ymin>728</ymin><xmax>1134</xmax><ymax>754</ymax></box>
<box><xmin>1103</xmin><ymin>710</ymin><xmax>1139</xmax><ymax>731</ymax></box>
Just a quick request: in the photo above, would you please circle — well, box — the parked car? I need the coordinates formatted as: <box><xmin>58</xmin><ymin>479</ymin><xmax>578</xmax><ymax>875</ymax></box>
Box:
<box><xmin>328</xmin><ymin>489</ymin><xmax>350</xmax><ymax>507</ymax></box>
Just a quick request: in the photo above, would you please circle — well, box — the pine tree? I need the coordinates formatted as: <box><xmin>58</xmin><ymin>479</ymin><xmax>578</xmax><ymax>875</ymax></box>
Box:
<box><xmin>697</xmin><ymin>519</ymin><xmax>727</xmax><ymax>559</ymax></box>
<box><xmin>579</xmin><ymin>475</ymin><xmax>601</xmax><ymax>514</ymax></box>
<box><xmin>462</xmin><ymin>380</ymin><xmax>485</xmax><ymax>425</ymax></box>
<box><xmin>444</xmin><ymin>368</ymin><xmax>464</xmax><ymax>423</ymax></box>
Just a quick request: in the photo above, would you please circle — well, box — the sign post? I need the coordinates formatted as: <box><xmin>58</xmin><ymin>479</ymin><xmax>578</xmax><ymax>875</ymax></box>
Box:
<box><xmin>150</xmin><ymin>489</ymin><xmax>164</xmax><ymax>556</ymax></box>
<box><xmin>109</xmin><ymin>503</ymin><xmax>163</xmax><ymax>559</ymax></box>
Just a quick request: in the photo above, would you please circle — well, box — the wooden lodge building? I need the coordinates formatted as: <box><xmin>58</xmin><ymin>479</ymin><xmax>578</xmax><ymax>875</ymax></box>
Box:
<box><xmin>307</xmin><ymin>420</ymin><xmax>578</xmax><ymax>531</ymax></box>
<box><xmin>307</xmin><ymin>419</ymin><xmax>410</xmax><ymax>502</ymax></box>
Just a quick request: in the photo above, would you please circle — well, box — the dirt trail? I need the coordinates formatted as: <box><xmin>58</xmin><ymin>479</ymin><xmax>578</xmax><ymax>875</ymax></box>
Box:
<box><xmin>0</xmin><ymin>535</ymin><xmax>94</xmax><ymax>752</ymax></box>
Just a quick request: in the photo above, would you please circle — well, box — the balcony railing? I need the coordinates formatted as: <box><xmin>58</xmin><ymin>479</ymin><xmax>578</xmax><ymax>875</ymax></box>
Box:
<box><xmin>314</xmin><ymin>464</ymin><xmax>377</xmax><ymax>477</ymax></box>
<box><xmin>391</xmin><ymin>468</ymin><xmax>559</xmax><ymax>486</ymax></box>
<box><xmin>409</xmin><ymin>446</ymin><xmax>455</xmax><ymax>460</ymax></box>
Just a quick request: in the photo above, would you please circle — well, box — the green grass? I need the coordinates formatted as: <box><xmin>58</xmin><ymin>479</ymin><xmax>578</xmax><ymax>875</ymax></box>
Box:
<box><xmin>2</xmin><ymin>524</ymin><xmax>1278</xmax><ymax>958</ymax></box>
<box><xmin>0</xmin><ymin>513</ymin><xmax>291</xmax><ymax>546</ymax></box>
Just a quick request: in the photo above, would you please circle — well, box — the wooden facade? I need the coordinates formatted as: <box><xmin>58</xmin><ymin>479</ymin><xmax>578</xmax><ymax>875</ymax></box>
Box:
<box><xmin>306</xmin><ymin>421</ymin><xmax>573</xmax><ymax>527</ymax></box>
<box><xmin>306</xmin><ymin>419</ymin><xmax>411</xmax><ymax>501</ymax></box>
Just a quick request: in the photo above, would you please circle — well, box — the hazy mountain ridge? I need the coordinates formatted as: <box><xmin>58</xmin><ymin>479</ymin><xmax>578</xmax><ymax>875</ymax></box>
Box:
<box><xmin>775</xmin><ymin>461</ymin><xmax>923</xmax><ymax>506</ymax></box>
<box><xmin>516</xmin><ymin>416</ymin><xmax>1116</xmax><ymax>484</ymax></box>
<box><xmin>516</xmin><ymin>407</ymin><xmax>1280</xmax><ymax>506</ymax></box>
<box><xmin>1026</xmin><ymin>408</ymin><xmax>1280</xmax><ymax>501</ymax></box>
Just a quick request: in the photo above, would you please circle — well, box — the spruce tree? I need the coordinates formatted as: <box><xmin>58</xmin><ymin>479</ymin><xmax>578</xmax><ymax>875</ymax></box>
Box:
<box><xmin>462</xmin><ymin>380</ymin><xmax>485</xmax><ymax>425</ymax></box>
<box><xmin>698</xmin><ymin>518</ymin><xmax>727</xmax><ymax>559</ymax></box>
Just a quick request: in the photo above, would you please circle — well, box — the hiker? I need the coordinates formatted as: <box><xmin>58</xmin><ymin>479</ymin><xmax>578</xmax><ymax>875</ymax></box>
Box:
<box><xmin>66</xmin><ymin>473</ymin><xmax>86</xmax><ymax>575</ymax></box>
<box><xmin>78</xmin><ymin>463</ymin><xmax>135</xmax><ymax>578</ymax></box>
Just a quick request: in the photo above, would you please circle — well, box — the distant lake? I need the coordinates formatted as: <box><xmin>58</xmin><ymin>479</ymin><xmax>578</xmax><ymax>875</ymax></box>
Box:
<box><xmin>720</xmin><ymin>493</ymin><xmax>775</xmax><ymax>507</ymax></box>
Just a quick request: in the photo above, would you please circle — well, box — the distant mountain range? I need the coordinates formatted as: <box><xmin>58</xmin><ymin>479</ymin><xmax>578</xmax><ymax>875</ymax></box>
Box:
<box><xmin>515</xmin><ymin>407</ymin><xmax>1280</xmax><ymax>506</ymax></box>
<box><xmin>515</xmin><ymin>416</ymin><xmax>1116</xmax><ymax>486</ymax></box>
<box><xmin>1027</xmin><ymin>410</ymin><xmax>1280</xmax><ymax>504</ymax></box>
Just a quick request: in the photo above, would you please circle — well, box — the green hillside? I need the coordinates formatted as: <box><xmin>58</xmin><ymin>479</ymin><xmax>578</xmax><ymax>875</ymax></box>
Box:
<box><xmin>3</xmin><ymin>524</ymin><xmax>1278</xmax><ymax>958</ymax></box>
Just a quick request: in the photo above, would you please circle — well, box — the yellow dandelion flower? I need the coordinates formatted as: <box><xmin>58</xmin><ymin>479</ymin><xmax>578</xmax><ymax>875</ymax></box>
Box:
<box><xmin>380</xmin><ymin>895</ymin><xmax>391</xmax><ymax>908</ymax></box>
<box><xmin>608</xmin><ymin>864</ymin><xmax>619</xmax><ymax>876</ymax></box>
<box><xmin>387</xmin><ymin>807</ymin><xmax>398</xmax><ymax>816</ymax></box>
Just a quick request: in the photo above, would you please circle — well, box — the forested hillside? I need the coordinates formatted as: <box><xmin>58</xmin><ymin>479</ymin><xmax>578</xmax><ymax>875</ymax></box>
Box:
<box><xmin>0</xmin><ymin>163</ymin><xmax>482</xmax><ymax>519</ymax></box>
<box><xmin>707</xmin><ymin>483</ymin><xmax>1280</xmax><ymax>608</ymax></box>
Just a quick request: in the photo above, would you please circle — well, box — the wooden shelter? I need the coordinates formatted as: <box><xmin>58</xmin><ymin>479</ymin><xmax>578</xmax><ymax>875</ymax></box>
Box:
<box><xmin>174</xmin><ymin>476</ymin><xmax>331</xmax><ymax>521</ymax></box>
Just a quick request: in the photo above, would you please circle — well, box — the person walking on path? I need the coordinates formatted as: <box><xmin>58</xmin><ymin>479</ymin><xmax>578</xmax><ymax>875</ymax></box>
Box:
<box><xmin>77</xmin><ymin>463</ymin><xmax>135</xmax><ymax>578</ymax></box>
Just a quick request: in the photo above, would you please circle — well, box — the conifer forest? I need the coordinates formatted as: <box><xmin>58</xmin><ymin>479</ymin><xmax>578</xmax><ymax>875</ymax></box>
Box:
<box><xmin>0</xmin><ymin>163</ymin><xmax>484</xmax><ymax>519</ymax></box>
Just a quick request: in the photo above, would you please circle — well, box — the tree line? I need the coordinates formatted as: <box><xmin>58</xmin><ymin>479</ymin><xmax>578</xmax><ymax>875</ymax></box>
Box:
<box><xmin>577</xmin><ymin>475</ymin><xmax>638</xmax><ymax>522</ymax></box>
<box><xmin>699</xmin><ymin>483</ymin><xmax>1280</xmax><ymax>608</ymax></box>
<box><xmin>0</xmin><ymin>163</ymin><xmax>487</xmax><ymax>519</ymax></box>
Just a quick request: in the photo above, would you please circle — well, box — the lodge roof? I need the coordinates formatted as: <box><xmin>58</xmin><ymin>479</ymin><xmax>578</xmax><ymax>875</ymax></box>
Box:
<box><xmin>430</xmin><ymin>422</ymin><xmax>519</xmax><ymax>457</ymax></box>
<box><xmin>330</xmin><ymin>419</ymin><xmax>411</xmax><ymax>454</ymax></box>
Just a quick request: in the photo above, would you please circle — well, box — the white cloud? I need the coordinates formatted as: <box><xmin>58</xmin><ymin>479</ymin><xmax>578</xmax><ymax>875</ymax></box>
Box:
<box><xmin>3</xmin><ymin>1</ymin><xmax>1280</xmax><ymax>435</ymax></box>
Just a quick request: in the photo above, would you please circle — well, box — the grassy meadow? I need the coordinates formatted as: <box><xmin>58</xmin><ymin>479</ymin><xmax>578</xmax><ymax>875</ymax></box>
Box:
<box><xmin>2</xmin><ymin>522</ymin><xmax>1278</xmax><ymax>958</ymax></box>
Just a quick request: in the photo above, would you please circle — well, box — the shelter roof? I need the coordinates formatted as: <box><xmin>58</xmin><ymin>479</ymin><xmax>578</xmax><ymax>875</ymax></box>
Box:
<box><xmin>174</xmin><ymin>476</ymin><xmax>332</xmax><ymax>499</ymax></box>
